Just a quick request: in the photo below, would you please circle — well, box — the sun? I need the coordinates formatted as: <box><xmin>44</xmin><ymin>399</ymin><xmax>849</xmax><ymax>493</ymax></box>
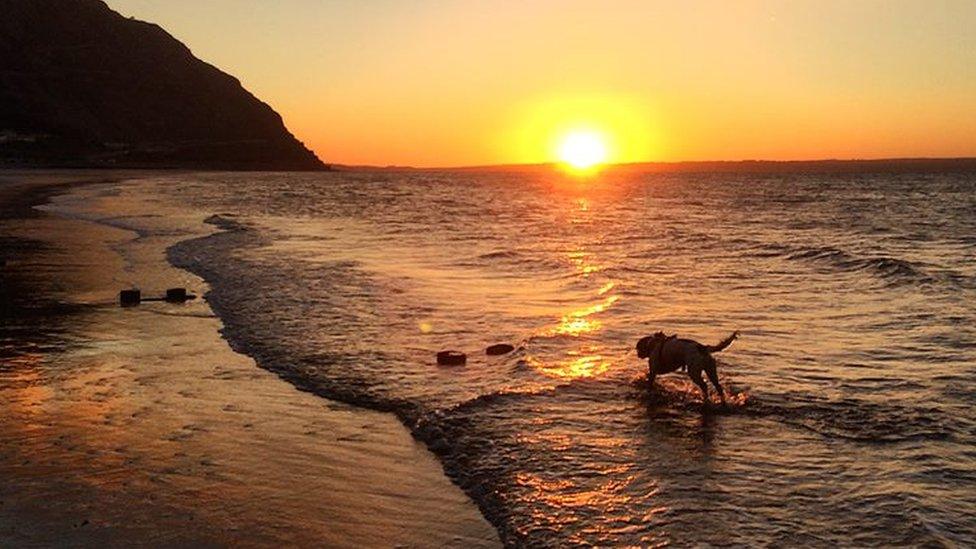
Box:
<box><xmin>557</xmin><ymin>131</ymin><xmax>608</xmax><ymax>171</ymax></box>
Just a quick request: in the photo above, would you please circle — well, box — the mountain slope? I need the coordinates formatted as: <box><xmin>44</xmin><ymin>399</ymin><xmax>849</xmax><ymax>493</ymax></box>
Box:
<box><xmin>0</xmin><ymin>0</ymin><xmax>325</xmax><ymax>170</ymax></box>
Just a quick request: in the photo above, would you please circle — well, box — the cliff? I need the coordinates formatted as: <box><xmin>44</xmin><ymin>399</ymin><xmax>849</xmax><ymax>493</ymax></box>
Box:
<box><xmin>0</xmin><ymin>0</ymin><xmax>326</xmax><ymax>170</ymax></box>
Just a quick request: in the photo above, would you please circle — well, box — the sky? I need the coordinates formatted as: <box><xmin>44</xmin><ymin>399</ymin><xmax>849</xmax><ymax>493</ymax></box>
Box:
<box><xmin>106</xmin><ymin>0</ymin><xmax>976</xmax><ymax>167</ymax></box>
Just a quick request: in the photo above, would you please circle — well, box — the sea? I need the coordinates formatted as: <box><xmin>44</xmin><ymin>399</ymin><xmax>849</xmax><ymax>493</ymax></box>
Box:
<box><xmin>55</xmin><ymin>169</ymin><xmax>976</xmax><ymax>546</ymax></box>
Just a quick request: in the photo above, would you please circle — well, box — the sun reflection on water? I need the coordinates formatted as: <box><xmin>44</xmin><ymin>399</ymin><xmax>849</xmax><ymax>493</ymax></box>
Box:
<box><xmin>523</xmin><ymin>190</ymin><xmax>629</xmax><ymax>379</ymax></box>
<box><xmin>551</xmin><ymin>295</ymin><xmax>620</xmax><ymax>337</ymax></box>
<box><xmin>539</xmin><ymin>350</ymin><xmax>610</xmax><ymax>379</ymax></box>
<box><xmin>567</xmin><ymin>249</ymin><xmax>604</xmax><ymax>276</ymax></box>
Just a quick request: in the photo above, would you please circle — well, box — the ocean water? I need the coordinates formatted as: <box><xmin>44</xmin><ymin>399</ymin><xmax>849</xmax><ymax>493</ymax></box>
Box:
<box><xmin>119</xmin><ymin>170</ymin><xmax>974</xmax><ymax>545</ymax></box>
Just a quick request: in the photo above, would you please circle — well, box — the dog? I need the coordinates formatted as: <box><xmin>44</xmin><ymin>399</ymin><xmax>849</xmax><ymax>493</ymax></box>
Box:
<box><xmin>636</xmin><ymin>331</ymin><xmax>739</xmax><ymax>405</ymax></box>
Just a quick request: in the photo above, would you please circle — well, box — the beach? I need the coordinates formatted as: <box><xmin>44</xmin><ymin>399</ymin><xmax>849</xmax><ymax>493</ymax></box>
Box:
<box><xmin>0</xmin><ymin>171</ymin><xmax>500</xmax><ymax>547</ymax></box>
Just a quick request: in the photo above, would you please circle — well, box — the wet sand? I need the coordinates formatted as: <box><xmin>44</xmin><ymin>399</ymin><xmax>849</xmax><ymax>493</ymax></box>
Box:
<box><xmin>0</xmin><ymin>171</ymin><xmax>500</xmax><ymax>547</ymax></box>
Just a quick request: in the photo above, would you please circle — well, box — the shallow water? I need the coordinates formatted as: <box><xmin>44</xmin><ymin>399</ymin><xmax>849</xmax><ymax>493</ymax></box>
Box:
<box><xmin>70</xmin><ymin>170</ymin><xmax>976</xmax><ymax>545</ymax></box>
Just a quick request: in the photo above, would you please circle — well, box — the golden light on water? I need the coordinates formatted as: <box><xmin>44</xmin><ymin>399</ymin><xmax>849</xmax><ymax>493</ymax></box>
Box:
<box><xmin>549</xmin><ymin>351</ymin><xmax>610</xmax><ymax>379</ymax></box>
<box><xmin>527</xmin><ymin>350</ymin><xmax>611</xmax><ymax>379</ymax></box>
<box><xmin>535</xmin><ymin>293</ymin><xmax>620</xmax><ymax>378</ymax></box>
<box><xmin>551</xmin><ymin>295</ymin><xmax>620</xmax><ymax>337</ymax></box>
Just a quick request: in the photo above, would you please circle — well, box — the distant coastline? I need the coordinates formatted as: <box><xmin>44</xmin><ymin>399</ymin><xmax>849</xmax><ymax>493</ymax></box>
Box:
<box><xmin>333</xmin><ymin>157</ymin><xmax>976</xmax><ymax>175</ymax></box>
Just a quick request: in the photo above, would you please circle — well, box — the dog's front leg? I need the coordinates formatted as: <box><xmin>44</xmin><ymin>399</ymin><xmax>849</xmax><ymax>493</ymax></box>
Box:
<box><xmin>646</xmin><ymin>360</ymin><xmax>656</xmax><ymax>385</ymax></box>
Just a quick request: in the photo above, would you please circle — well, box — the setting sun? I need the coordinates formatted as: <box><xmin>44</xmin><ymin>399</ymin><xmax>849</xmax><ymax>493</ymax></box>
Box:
<box><xmin>557</xmin><ymin>131</ymin><xmax>608</xmax><ymax>170</ymax></box>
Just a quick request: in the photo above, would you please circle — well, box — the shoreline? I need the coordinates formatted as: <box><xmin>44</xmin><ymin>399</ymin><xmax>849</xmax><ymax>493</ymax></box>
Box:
<box><xmin>0</xmin><ymin>171</ymin><xmax>500</xmax><ymax>547</ymax></box>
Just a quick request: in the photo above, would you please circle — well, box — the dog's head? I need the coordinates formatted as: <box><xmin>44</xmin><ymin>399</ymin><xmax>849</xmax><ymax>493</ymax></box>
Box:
<box><xmin>636</xmin><ymin>331</ymin><xmax>667</xmax><ymax>359</ymax></box>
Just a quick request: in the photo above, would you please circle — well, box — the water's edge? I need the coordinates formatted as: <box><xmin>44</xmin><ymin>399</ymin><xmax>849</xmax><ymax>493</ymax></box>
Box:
<box><xmin>164</xmin><ymin>214</ymin><xmax>517</xmax><ymax>543</ymax></box>
<box><xmin>4</xmin><ymin>175</ymin><xmax>501</xmax><ymax>547</ymax></box>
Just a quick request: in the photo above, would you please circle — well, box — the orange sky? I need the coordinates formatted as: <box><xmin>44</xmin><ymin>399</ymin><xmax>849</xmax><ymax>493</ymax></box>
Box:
<box><xmin>107</xmin><ymin>0</ymin><xmax>976</xmax><ymax>167</ymax></box>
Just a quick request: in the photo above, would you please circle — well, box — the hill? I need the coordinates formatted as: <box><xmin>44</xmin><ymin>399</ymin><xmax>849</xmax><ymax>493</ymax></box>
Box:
<box><xmin>0</xmin><ymin>0</ymin><xmax>325</xmax><ymax>170</ymax></box>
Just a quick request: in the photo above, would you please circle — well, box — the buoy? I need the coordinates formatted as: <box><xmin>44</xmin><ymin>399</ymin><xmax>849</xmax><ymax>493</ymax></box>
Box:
<box><xmin>119</xmin><ymin>289</ymin><xmax>141</xmax><ymax>306</ymax></box>
<box><xmin>436</xmin><ymin>350</ymin><xmax>466</xmax><ymax>366</ymax></box>
<box><xmin>485</xmin><ymin>343</ymin><xmax>515</xmax><ymax>355</ymax></box>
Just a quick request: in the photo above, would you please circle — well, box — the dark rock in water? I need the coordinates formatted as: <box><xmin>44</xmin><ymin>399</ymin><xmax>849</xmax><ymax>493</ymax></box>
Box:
<box><xmin>165</xmin><ymin>288</ymin><xmax>196</xmax><ymax>302</ymax></box>
<box><xmin>119</xmin><ymin>289</ymin><xmax>140</xmax><ymax>306</ymax></box>
<box><xmin>165</xmin><ymin>288</ymin><xmax>187</xmax><ymax>302</ymax></box>
<box><xmin>0</xmin><ymin>0</ymin><xmax>326</xmax><ymax>171</ymax></box>
<box><xmin>485</xmin><ymin>343</ymin><xmax>515</xmax><ymax>355</ymax></box>
<box><xmin>436</xmin><ymin>350</ymin><xmax>466</xmax><ymax>366</ymax></box>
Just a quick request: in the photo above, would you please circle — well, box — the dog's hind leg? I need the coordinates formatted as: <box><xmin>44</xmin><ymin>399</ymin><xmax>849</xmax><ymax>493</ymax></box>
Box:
<box><xmin>704</xmin><ymin>360</ymin><xmax>726</xmax><ymax>406</ymax></box>
<box><xmin>688</xmin><ymin>367</ymin><xmax>709</xmax><ymax>405</ymax></box>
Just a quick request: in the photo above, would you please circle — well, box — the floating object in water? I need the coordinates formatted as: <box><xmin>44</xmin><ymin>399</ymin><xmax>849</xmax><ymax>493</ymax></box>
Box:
<box><xmin>437</xmin><ymin>350</ymin><xmax>466</xmax><ymax>366</ymax></box>
<box><xmin>119</xmin><ymin>289</ymin><xmax>141</xmax><ymax>306</ymax></box>
<box><xmin>164</xmin><ymin>288</ymin><xmax>197</xmax><ymax>302</ymax></box>
<box><xmin>485</xmin><ymin>343</ymin><xmax>515</xmax><ymax>355</ymax></box>
<box><xmin>119</xmin><ymin>287</ymin><xmax>197</xmax><ymax>306</ymax></box>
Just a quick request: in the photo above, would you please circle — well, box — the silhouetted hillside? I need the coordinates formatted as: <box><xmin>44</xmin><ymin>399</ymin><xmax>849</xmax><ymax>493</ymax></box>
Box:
<box><xmin>0</xmin><ymin>0</ymin><xmax>325</xmax><ymax>170</ymax></box>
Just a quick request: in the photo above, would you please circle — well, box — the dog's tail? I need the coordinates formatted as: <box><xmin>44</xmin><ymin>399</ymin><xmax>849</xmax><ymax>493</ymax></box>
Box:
<box><xmin>704</xmin><ymin>331</ymin><xmax>739</xmax><ymax>353</ymax></box>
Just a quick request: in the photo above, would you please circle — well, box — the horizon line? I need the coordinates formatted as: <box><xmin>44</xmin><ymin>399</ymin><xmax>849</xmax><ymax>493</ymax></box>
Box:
<box><xmin>331</xmin><ymin>155</ymin><xmax>976</xmax><ymax>172</ymax></box>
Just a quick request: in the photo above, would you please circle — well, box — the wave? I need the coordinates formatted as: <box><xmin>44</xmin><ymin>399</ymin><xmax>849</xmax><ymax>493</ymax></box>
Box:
<box><xmin>476</xmin><ymin>250</ymin><xmax>521</xmax><ymax>261</ymax></box>
<box><xmin>450</xmin><ymin>248</ymin><xmax>572</xmax><ymax>276</ymax></box>
<box><xmin>777</xmin><ymin>245</ymin><xmax>943</xmax><ymax>288</ymax></box>
<box><xmin>627</xmin><ymin>375</ymin><xmax>959</xmax><ymax>444</ymax></box>
<box><xmin>202</xmin><ymin>213</ymin><xmax>245</xmax><ymax>231</ymax></box>
<box><xmin>747</xmin><ymin>396</ymin><xmax>961</xmax><ymax>444</ymax></box>
<box><xmin>411</xmin><ymin>372</ymin><xmax>965</xmax><ymax>545</ymax></box>
<box><xmin>794</xmin><ymin>246</ymin><xmax>976</xmax><ymax>291</ymax></box>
